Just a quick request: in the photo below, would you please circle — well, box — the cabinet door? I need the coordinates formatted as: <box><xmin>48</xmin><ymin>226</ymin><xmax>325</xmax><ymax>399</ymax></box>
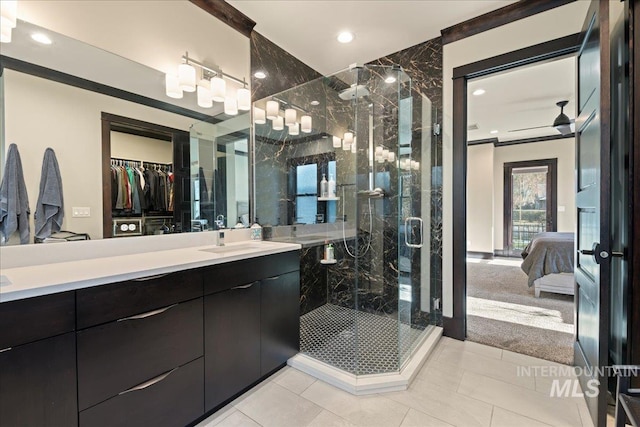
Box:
<box><xmin>0</xmin><ymin>333</ymin><xmax>77</xmax><ymax>427</ymax></box>
<box><xmin>261</xmin><ymin>271</ymin><xmax>300</xmax><ymax>376</ymax></box>
<box><xmin>204</xmin><ymin>281</ymin><xmax>261</xmax><ymax>411</ymax></box>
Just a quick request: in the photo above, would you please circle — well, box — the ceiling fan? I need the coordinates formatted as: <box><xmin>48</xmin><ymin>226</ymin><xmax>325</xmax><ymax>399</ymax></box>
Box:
<box><xmin>508</xmin><ymin>100</ymin><xmax>574</xmax><ymax>136</ymax></box>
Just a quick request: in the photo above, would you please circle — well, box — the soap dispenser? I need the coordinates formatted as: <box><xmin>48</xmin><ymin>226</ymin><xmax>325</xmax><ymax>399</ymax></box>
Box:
<box><xmin>328</xmin><ymin>174</ymin><xmax>336</xmax><ymax>198</ymax></box>
<box><xmin>250</xmin><ymin>218</ymin><xmax>263</xmax><ymax>241</ymax></box>
<box><xmin>320</xmin><ymin>174</ymin><xmax>328</xmax><ymax>198</ymax></box>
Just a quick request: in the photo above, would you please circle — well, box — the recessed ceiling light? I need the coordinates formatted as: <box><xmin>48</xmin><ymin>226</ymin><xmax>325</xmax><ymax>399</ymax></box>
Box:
<box><xmin>490</xmin><ymin>130</ymin><xmax>499</xmax><ymax>134</ymax></box>
<box><xmin>337</xmin><ymin>31</ymin><xmax>354</xmax><ymax>44</ymax></box>
<box><xmin>31</xmin><ymin>33</ymin><xmax>52</xmax><ymax>45</ymax></box>
<box><xmin>384</xmin><ymin>76</ymin><xmax>396</xmax><ymax>84</ymax></box>
<box><xmin>472</xmin><ymin>89</ymin><xmax>486</xmax><ymax>96</ymax></box>
<box><xmin>310</xmin><ymin>100</ymin><xmax>320</xmax><ymax>106</ymax></box>
<box><xmin>254</xmin><ymin>71</ymin><xmax>266</xmax><ymax>79</ymax></box>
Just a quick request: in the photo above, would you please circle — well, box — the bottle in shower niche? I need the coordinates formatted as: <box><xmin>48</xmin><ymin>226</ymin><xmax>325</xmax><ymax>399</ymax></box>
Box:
<box><xmin>250</xmin><ymin>219</ymin><xmax>263</xmax><ymax>240</ymax></box>
<box><xmin>328</xmin><ymin>174</ymin><xmax>336</xmax><ymax>198</ymax></box>
<box><xmin>320</xmin><ymin>174</ymin><xmax>328</xmax><ymax>198</ymax></box>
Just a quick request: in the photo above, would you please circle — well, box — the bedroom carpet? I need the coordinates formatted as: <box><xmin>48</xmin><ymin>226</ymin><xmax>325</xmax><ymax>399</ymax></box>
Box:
<box><xmin>466</xmin><ymin>259</ymin><xmax>574</xmax><ymax>365</ymax></box>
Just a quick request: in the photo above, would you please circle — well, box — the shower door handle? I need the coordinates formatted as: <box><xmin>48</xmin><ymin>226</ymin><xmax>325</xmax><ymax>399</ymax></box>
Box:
<box><xmin>404</xmin><ymin>217</ymin><xmax>424</xmax><ymax>248</ymax></box>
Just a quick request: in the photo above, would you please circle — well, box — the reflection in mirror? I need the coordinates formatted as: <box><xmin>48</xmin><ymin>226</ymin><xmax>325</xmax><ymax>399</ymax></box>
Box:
<box><xmin>0</xmin><ymin>8</ymin><xmax>250</xmax><ymax>244</ymax></box>
<box><xmin>190</xmin><ymin>115</ymin><xmax>250</xmax><ymax>231</ymax></box>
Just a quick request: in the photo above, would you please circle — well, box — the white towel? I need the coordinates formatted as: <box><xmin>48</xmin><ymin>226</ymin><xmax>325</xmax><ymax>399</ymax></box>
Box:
<box><xmin>35</xmin><ymin>148</ymin><xmax>64</xmax><ymax>240</ymax></box>
<box><xmin>0</xmin><ymin>144</ymin><xmax>30</xmax><ymax>244</ymax></box>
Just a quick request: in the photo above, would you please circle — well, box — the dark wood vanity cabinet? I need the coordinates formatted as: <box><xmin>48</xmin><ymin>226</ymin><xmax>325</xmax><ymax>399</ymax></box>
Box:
<box><xmin>0</xmin><ymin>292</ymin><xmax>77</xmax><ymax>427</ymax></box>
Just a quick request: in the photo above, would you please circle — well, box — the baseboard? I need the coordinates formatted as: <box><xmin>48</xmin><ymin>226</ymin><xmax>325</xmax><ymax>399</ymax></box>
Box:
<box><xmin>466</xmin><ymin>251</ymin><xmax>493</xmax><ymax>259</ymax></box>
<box><xmin>443</xmin><ymin>316</ymin><xmax>465</xmax><ymax>340</ymax></box>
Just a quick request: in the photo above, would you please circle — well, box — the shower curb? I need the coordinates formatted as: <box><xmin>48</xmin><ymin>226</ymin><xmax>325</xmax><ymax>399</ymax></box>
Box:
<box><xmin>288</xmin><ymin>326</ymin><xmax>443</xmax><ymax>395</ymax></box>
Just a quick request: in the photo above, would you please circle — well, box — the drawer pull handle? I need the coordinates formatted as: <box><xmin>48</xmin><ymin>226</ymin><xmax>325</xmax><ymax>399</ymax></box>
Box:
<box><xmin>117</xmin><ymin>304</ymin><xmax>178</xmax><ymax>322</ymax></box>
<box><xmin>231</xmin><ymin>281</ymin><xmax>259</xmax><ymax>290</ymax></box>
<box><xmin>0</xmin><ymin>347</ymin><xmax>11</xmax><ymax>353</ymax></box>
<box><xmin>118</xmin><ymin>367</ymin><xmax>178</xmax><ymax>395</ymax></box>
<box><xmin>133</xmin><ymin>273</ymin><xmax>169</xmax><ymax>282</ymax></box>
<box><xmin>263</xmin><ymin>276</ymin><xmax>281</xmax><ymax>281</ymax></box>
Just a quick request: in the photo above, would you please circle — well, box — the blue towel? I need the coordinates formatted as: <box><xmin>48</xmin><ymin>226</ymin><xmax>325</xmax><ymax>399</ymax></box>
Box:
<box><xmin>35</xmin><ymin>148</ymin><xmax>64</xmax><ymax>240</ymax></box>
<box><xmin>0</xmin><ymin>144</ymin><xmax>30</xmax><ymax>244</ymax></box>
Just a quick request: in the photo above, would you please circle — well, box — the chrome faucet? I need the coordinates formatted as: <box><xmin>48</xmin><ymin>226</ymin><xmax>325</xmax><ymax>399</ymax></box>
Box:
<box><xmin>215</xmin><ymin>215</ymin><xmax>226</xmax><ymax>229</ymax></box>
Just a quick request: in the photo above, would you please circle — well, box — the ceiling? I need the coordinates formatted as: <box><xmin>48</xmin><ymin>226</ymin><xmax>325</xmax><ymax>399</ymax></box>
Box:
<box><xmin>467</xmin><ymin>56</ymin><xmax>576</xmax><ymax>142</ymax></box>
<box><xmin>228</xmin><ymin>0</ymin><xmax>517</xmax><ymax>75</ymax></box>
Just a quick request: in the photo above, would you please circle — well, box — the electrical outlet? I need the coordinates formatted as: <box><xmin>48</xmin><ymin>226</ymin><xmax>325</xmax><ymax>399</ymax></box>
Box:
<box><xmin>72</xmin><ymin>207</ymin><xmax>91</xmax><ymax>217</ymax></box>
<box><xmin>558</xmin><ymin>205</ymin><xmax>566</xmax><ymax>212</ymax></box>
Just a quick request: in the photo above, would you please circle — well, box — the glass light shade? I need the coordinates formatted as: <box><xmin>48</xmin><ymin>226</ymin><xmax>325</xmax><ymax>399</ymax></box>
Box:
<box><xmin>237</xmin><ymin>87</ymin><xmax>251</xmax><ymax>111</ymax></box>
<box><xmin>375</xmin><ymin>146</ymin><xmax>383</xmax><ymax>155</ymax></box>
<box><xmin>382</xmin><ymin>149</ymin><xmax>390</xmax><ymax>160</ymax></box>
<box><xmin>301</xmin><ymin>115</ymin><xmax>312</xmax><ymax>133</ymax></box>
<box><xmin>412</xmin><ymin>161</ymin><xmax>420</xmax><ymax>171</ymax></box>
<box><xmin>178</xmin><ymin>63</ymin><xmax>196</xmax><ymax>92</ymax></box>
<box><xmin>1</xmin><ymin>23</ymin><xmax>11</xmax><ymax>43</ymax></box>
<box><xmin>288</xmin><ymin>123</ymin><xmax>300</xmax><ymax>136</ymax></box>
<box><xmin>342</xmin><ymin>139</ymin><xmax>351</xmax><ymax>151</ymax></box>
<box><xmin>400</xmin><ymin>159</ymin><xmax>410</xmax><ymax>170</ymax></box>
<box><xmin>1</xmin><ymin>1</ymin><xmax>17</xmax><ymax>28</ymax></box>
<box><xmin>332</xmin><ymin>136</ymin><xmax>341</xmax><ymax>148</ymax></box>
<box><xmin>210</xmin><ymin>76</ymin><xmax>226</xmax><ymax>102</ymax></box>
<box><xmin>343</xmin><ymin>132</ymin><xmax>354</xmax><ymax>145</ymax></box>
<box><xmin>284</xmin><ymin>108</ymin><xmax>297</xmax><ymax>126</ymax></box>
<box><xmin>165</xmin><ymin>74</ymin><xmax>183</xmax><ymax>99</ymax></box>
<box><xmin>254</xmin><ymin>107</ymin><xmax>266</xmax><ymax>124</ymax></box>
<box><xmin>272</xmin><ymin>116</ymin><xmax>284</xmax><ymax>131</ymax></box>
<box><xmin>351</xmin><ymin>141</ymin><xmax>356</xmax><ymax>153</ymax></box>
<box><xmin>224</xmin><ymin>97</ymin><xmax>238</xmax><ymax>115</ymax></box>
<box><xmin>266</xmin><ymin>100</ymin><xmax>279</xmax><ymax>120</ymax></box>
<box><xmin>377</xmin><ymin>156</ymin><xmax>385</xmax><ymax>163</ymax></box>
<box><xmin>388</xmin><ymin>152</ymin><xmax>396</xmax><ymax>163</ymax></box>
<box><xmin>197</xmin><ymin>81</ymin><xmax>212</xmax><ymax>108</ymax></box>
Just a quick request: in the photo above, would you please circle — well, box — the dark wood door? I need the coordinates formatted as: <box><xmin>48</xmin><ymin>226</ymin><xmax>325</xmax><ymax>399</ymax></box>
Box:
<box><xmin>204</xmin><ymin>281</ymin><xmax>261</xmax><ymax>411</ymax></box>
<box><xmin>0</xmin><ymin>333</ymin><xmax>78</xmax><ymax>427</ymax></box>
<box><xmin>574</xmin><ymin>1</ymin><xmax>611</xmax><ymax>425</ymax></box>
<box><xmin>260</xmin><ymin>271</ymin><xmax>300</xmax><ymax>376</ymax></box>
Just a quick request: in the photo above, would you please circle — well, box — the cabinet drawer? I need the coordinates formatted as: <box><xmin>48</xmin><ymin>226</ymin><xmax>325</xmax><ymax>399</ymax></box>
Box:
<box><xmin>0</xmin><ymin>333</ymin><xmax>78</xmax><ymax>427</ymax></box>
<box><xmin>77</xmin><ymin>268</ymin><xmax>203</xmax><ymax>329</ymax></box>
<box><xmin>204</xmin><ymin>251</ymin><xmax>300</xmax><ymax>295</ymax></box>
<box><xmin>77</xmin><ymin>298</ymin><xmax>203</xmax><ymax>411</ymax></box>
<box><xmin>0</xmin><ymin>291</ymin><xmax>75</xmax><ymax>349</ymax></box>
<box><xmin>79</xmin><ymin>357</ymin><xmax>204</xmax><ymax>427</ymax></box>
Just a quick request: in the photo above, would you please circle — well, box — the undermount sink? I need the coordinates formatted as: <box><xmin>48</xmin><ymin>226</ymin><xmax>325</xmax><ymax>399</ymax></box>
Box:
<box><xmin>199</xmin><ymin>243</ymin><xmax>269</xmax><ymax>254</ymax></box>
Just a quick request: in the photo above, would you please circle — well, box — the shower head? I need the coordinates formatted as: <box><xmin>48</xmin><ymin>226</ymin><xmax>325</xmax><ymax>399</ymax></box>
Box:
<box><xmin>338</xmin><ymin>84</ymin><xmax>370</xmax><ymax>100</ymax></box>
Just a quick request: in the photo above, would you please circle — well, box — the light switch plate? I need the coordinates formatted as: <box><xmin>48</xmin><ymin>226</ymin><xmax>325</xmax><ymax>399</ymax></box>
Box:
<box><xmin>72</xmin><ymin>207</ymin><xmax>91</xmax><ymax>217</ymax></box>
<box><xmin>558</xmin><ymin>206</ymin><xmax>566</xmax><ymax>212</ymax></box>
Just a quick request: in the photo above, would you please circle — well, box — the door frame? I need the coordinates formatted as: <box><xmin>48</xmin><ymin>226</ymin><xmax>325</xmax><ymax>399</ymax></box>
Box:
<box><xmin>503</xmin><ymin>158</ymin><xmax>558</xmax><ymax>256</ymax></box>
<box><xmin>446</xmin><ymin>34</ymin><xmax>581</xmax><ymax>340</ymax></box>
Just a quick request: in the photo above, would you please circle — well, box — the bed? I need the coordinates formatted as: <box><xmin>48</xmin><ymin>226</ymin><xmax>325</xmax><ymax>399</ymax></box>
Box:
<box><xmin>520</xmin><ymin>232</ymin><xmax>575</xmax><ymax>298</ymax></box>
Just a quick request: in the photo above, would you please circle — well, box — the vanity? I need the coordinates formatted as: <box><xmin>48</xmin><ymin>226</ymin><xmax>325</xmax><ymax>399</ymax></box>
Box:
<box><xmin>0</xmin><ymin>237</ymin><xmax>301</xmax><ymax>427</ymax></box>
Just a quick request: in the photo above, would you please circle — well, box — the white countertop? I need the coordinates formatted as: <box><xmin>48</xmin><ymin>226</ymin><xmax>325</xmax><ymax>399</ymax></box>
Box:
<box><xmin>0</xmin><ymin>240</ymin><xmax>300</xmax><ymax>303</ymax></box>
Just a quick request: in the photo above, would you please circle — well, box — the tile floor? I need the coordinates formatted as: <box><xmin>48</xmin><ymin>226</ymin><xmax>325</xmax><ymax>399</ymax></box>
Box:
<box><xmin>197</xmin><ymin>337</ymin><xmax>596</xmax><ymax>427</ymax></box>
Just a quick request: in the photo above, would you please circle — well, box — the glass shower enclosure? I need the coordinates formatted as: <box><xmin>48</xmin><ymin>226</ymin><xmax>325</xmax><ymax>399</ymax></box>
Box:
<box><xmin>252</xmin><ymin>64</ymin><xmax>440</xmax><ymax>382</ymax></box>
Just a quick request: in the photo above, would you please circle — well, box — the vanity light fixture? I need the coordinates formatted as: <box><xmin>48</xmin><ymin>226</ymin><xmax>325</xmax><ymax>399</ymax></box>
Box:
<box><xmin>382</xmin><ymin>149</ymin><xmax>390</xmax><ymax>161</ymax></box>
<box><xmin>266</xmin><ymin>100</ymin><xmax>279</xmax><ymax>120</ymax></box>
<box><xmin>0</xmin><ymin>0</ymin><xmax>17</xmax><ymax>44</ymax></box>
<box><xmin>165</xmin><ymin>52</ymin><xmax>249</xmax><ymax>111</ymax></box>
<box><xmin>388</xmin><ymin>152</ymin><xmax>396</xmax><ymax>163</ymax></box>
<box><xmin>384</xmin><ymin>75</ymin><xmax>396</xmax><ymax>84</ymax></box>
<box><xmin>472</xmin><ymin>89</ymin><xmax>486</xmax><ymax>96</ymax></box>
<box><xmin>272</xmin><ymin>116</ymin><xmax>284</xmax><ymax>131</ymax></box>
<box><xmin>332</xmin><ymin>136</ymin><xmax>342</xmax><ymax>148</ymax></box>
<box><xmin>343</xmin><ymin>132</ymin><xmax>354</xmax><ymax>145</ymax></box>
<box><xmin>254</xmin><ymin>107</ymin><xmax>266</xmax><ymax>124</ymax></box>
<box><xmin>288</xmin><ymin>122</ymin><xmax>300</xmax><ymax>136</ymax></box>
<box><xmin>301</xmin><ymin>115</ymin><xmax>312</xmax><ymax>133</ymax></box>
<box><xmin>254</xmin><ymin>71</ymin><xmax>267</xmax><ymax>79</ymax></box>
<box><xmin>31</xmin><ymin>32</ymin><xmax>52</xmax><ymax>45</ymax></box>
<box><xmin>337</xmin><ymin>31</ymin><xmax>354</xmax><ymax>44</ymax></box>
<box><xmin>284</xmin><ymin>108</ymin><xmax>297</xmax><ymax>126</ymax></box>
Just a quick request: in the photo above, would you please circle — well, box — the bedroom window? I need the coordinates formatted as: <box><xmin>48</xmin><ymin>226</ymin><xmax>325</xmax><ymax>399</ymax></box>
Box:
<box><xmin>504</xmin><ymin>159</ymin><xmax>557</xmax><ymax>256</ymax></box>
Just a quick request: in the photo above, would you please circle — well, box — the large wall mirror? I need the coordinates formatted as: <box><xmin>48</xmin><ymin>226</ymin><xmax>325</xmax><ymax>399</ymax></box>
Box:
<box><xmin>0</xmin><ymin>2</ymin><xmax>250</xmax><ymax>244</ymax></box>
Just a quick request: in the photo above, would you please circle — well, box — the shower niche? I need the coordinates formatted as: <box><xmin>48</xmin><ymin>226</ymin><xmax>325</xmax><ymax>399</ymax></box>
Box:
<box><xmin>252</xmin><ymin>64</ymin><xmax>441</xmax><ymax>393</ymax></box>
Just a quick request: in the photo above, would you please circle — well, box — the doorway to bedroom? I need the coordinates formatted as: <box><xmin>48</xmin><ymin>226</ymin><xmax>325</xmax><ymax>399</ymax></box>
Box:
<box><xmin>465</xmin><ymin>56</ymin><xmax>576</xmax><ymax>365</ymax></box>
